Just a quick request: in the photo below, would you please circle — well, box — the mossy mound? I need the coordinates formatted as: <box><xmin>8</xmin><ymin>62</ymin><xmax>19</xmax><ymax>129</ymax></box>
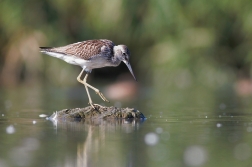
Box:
<box><xmin>49</xmin><ymin>105</ymin><xmax>145</xmax><ymax>121</ymax></box>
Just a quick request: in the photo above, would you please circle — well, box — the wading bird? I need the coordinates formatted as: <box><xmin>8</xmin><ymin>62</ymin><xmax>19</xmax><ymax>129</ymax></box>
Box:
<box><xmin>40</xmin><ymin>39</ymin><xmax>136</xmax><ymax>108</ymax></box>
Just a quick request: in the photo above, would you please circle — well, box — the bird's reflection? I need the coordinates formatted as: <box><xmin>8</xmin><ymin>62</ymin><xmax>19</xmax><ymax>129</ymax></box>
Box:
<box><xmin>49</xmin><ymin>118</ymin><xmax>145</xmax><ymax>167</ymax></box>
<box><xmin>50</xmin><ymin>118</ymin><xmax>145</xmax><ymax>131</ymax></box>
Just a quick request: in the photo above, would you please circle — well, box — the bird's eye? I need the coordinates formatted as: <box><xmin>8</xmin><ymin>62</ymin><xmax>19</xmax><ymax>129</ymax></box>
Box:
<box><xmin>122</xmin><ymin>53</ymin><xmax>128</xmax><ymax>61</ymax></box>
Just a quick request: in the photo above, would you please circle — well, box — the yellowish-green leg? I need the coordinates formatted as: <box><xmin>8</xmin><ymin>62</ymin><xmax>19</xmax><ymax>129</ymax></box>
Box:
<box><xmin>77</xmin><ymin>69</ymin><xmax>109</xmax><ymax>108</ymax></box>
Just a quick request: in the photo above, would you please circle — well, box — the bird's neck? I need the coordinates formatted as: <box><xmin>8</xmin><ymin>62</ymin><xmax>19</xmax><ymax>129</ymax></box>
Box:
<box><xmin>111</xmin><ymin>56</ymin><xmax>121</xmax><ymax>66</ymax></box>
<box><xmin>112</xmin><ymin>45</ymin><xmax>122</xmax><ymax>66</ymax></box>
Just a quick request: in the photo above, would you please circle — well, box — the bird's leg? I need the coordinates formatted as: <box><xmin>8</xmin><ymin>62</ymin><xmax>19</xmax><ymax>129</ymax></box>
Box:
<box><xmin>83</xmin><ymin>74</ymin><xmax>110</xmax><ymax>103</ymax></box>
<box><xmin>84</xmin><ymin>80</ymin><xmax>95</xmax><ymax>109</ymax></box>
<box><xmin>77</xmin><ymin>68</ymin><xmax>85</xmax><ymax>83</ymax></box>
<box><xmin>77</xmin><ymin>69</ymin><xmax>109</xmax><ymax>107</ymax></box>
<box><xmin>77</xmin><ymin>69</ymin><xmax>95</xmax><ymax>108</ymax></box>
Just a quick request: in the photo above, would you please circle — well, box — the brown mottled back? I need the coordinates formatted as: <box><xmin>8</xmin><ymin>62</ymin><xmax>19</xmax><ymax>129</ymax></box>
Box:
<box><xmin>45</xmin><ymin>39</ymin><xmax>114</xmax><ymax>60</ymax></box>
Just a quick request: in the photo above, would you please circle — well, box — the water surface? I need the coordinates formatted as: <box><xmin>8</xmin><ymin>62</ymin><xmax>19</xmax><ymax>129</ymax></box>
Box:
<box><xmin>1</xmin><ymin>85</ymin><xmax>252</xmax><ymax>167</ymax></box>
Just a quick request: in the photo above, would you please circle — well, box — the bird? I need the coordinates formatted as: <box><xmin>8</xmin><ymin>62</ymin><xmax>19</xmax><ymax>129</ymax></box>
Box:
<box><xmin>40</xmin><ymin>39</ymin><xmax>136</xmax><ymax>108</ymax></box>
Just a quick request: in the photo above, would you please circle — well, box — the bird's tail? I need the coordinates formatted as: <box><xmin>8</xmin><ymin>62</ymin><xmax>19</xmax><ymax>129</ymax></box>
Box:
<box><xmin>39</xmin><ymin>47</ymin><xmax>53</xmax><ymax>53</ymax></box>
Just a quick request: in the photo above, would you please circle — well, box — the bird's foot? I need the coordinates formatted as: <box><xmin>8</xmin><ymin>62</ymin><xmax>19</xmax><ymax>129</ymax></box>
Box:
<box><xmin>95</xmin><ymin>91</ymin><xmax>110</xmax><ymax>103</ymax></box>
<box><xmin>88</xmin><ymin>102</ymin><xmax>105</xmax><ymax>109</ymax></box>
<box><xmin>88</xmin><ymin>102</ymin><xmax>96</xmax><ymax>109</ymax></box>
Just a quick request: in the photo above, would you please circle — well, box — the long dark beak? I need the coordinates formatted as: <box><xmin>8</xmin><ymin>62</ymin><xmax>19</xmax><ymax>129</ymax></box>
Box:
<box><xmin>123</xmin><ymin>60</ymin><xmax>137</xmax><ymax>81</ymax></box>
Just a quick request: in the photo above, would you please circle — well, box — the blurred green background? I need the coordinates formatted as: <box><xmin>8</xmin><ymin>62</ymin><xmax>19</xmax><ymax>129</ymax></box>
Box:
<box><xmin>2</xmin><ymin>1</ymin><xmax>252</xmax><ymax>166</ymax></box>
<box><xmin>1</xmin><ymin>0</ymin><xmax>252</xmax><ymax>103</ymax></box>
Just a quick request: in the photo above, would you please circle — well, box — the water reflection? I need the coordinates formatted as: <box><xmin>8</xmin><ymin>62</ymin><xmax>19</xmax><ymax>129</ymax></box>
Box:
<box><xmin>50</xmin><ymin>118</ymin><xmax>145</xmax><ymax>167</ymax></box>
<box><xmin>183</xmin><ymin>145</ymin><xmax>207</xmax><ymax>166</ymax></box>
<box><xmin>1</xmin><ymin>84</ymin><xmax>252</xmax><ymax>166</ymax></box>
<box><xmin>6</xmin><ymin>125</ymin><xmax>15</xmax><ymax>134</ymax></box>
<box><xmin>1</xmin><ymin>108</ymin><xmax>252</xmax><ymax>167</ymax></box>
<box><xmin>50</xmin><ymin>118</ymin><xmax>145</xmax><ymax>132</ymax></box>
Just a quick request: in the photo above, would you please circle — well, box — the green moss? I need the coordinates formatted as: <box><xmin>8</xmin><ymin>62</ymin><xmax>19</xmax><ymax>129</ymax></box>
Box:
<box><xmin>49</xmin><ymin>105</ymin><xmax>145</xmax><ymax>121</ymax></box>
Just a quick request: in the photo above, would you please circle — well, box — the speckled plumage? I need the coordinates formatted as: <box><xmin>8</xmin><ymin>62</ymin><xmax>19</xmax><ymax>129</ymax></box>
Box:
<box><xmin>40</xmin><ymin>39</ymin><xmax>136</xmax><ymax>108</ymax></box>
<box><xmin>40</xmin><ymin>39</ymin><xmax>114</xmax><ymax>60</ymax></box>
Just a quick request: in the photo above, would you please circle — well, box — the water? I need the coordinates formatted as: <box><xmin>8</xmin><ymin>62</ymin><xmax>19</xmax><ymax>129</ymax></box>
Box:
<box><xmin>1</xmin><ymin>85</ymin><xmax>252</xmax><ymax>167</ymax></box>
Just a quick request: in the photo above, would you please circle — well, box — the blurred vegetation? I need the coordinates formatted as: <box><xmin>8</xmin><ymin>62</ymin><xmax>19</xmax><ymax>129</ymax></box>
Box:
<box><xmin>0</xmin><ymin>0</ymin><xmax>252</xmax><ymax>97</ymax></box>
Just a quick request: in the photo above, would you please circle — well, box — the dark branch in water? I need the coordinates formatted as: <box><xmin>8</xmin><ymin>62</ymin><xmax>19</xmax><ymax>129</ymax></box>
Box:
<box><xmin>49</xmin><ymin>105</ymin><xmax>145</xmax><ymax>121</ymax></box>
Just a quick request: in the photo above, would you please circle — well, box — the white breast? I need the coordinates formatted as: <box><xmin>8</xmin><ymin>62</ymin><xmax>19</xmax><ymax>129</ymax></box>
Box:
<box><xmin>43</xmin><ymin>52</ymin><xmax>90</xmax><ymax>67</ymax></box>
<box><xmin>43</xmin><ymin>52</ymin><xmax>118</xmax><ymax>70</ymax></box>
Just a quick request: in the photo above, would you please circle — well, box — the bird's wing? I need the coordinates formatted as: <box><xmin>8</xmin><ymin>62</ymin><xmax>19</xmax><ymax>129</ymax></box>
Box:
<box><xmin>42</xmin><ymin>39</ymin><xmax>115</xmax><ymax>60</ymax></box>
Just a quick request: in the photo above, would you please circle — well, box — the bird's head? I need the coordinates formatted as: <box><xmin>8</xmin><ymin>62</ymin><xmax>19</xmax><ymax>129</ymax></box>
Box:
<box><xmin>114</xmin><ymin>45</ymin><xmax>137</xmax><ymax>81</ymax></box>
